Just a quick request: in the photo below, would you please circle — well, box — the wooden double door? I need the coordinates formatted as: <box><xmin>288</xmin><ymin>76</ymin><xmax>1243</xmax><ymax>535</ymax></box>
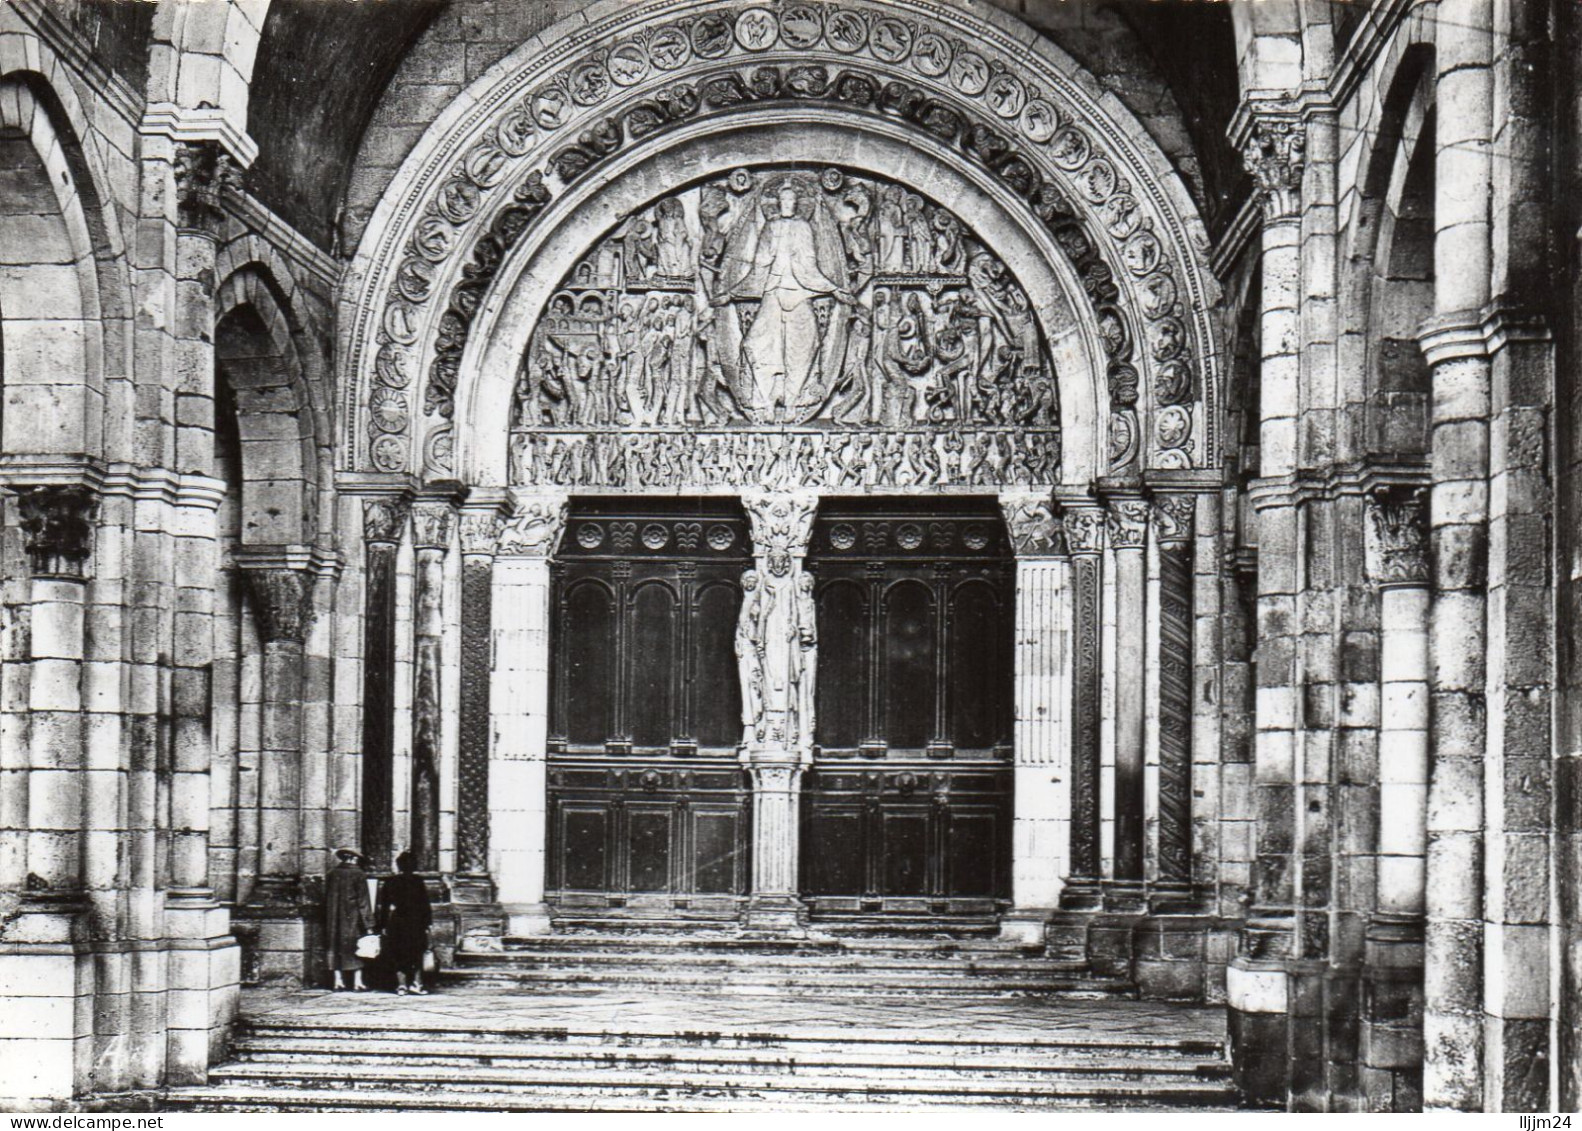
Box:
<box><xmin>544</xmin><ymin>497</ymin><xmax>1014</xmax><ymax>920</ymax></box>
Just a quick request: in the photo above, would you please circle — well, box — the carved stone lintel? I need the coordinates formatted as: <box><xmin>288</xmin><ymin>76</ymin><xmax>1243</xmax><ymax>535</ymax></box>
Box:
<box><xmin>1364</xmin><ymin>487</ymin><xmax>1429</xmax><ymax>588</ymax></box>
<box><xmin>999</xmin><ymin>491</ymin><xmax>1063</xmax><ymax>557</ymax></box>
<box><xmin>1243</xmin><ymin>118</ymin><xmax>1305</xmax><ymax>220</ymax></box>
<box><xmin>362</xmin><ymin>498</ymin><xmax>409</xmax><ymax>545</ymax></box>
<box><xmin>15</xmin><ymin>485</ymin><xmax>98</xmax><ymax>580</ymax></box>
<box><xmin>1061</xmin><ymin>505</ymin><xmax>1106</xmax><ymax>556</ymax></box>
<box><xmin>1152</xmin><ymin>493</ymin><xmax>1195</xmax><ymax>545</ymax></box>
<box><xmin>497</xmin><ymin>492</ymin><xmax>569</xmax><ymax>557</ymax></box>
<box><xmin>241</xmin><ymin>568</ymin><xmax>314</xmax><ymax>645</ymax></box>
<box><xmin>174</xmin><ymin>140</ymin><xmax>241</xmax><ymax>234</ymax></box>
<box><xmin>1105</xmin><ymin>498</ymin><xmax>1150</xmax><ymax>551</ymax></box>
<box><xmin>410</xmin><ymin>500</ymin><xmax>456</xmax><ymax>552</ymax></box>
<box><xmin>458</xmin><ymin>509</ymin><xmax>505</xmax><ymax>557</ymax></box>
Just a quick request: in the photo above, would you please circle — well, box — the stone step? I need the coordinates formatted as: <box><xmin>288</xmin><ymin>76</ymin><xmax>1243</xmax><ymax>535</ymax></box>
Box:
<box><xmin>228</xmin><ymin>1036</ymin><xmax>1231</xmax><ymax>1081</ymax></box>
<box><xmin>237</xmin><ymin>1021</ymin><xmax>1224</xmax><ymax>1059</ymax></box>
<box><xmin>550</xmin><ymin>916</ymin><xmax>1003</xmax><ymax>938</ymax></box>
<box><xmin>495</xmin><ymin>932</ymin><xmax>1039</xmax><ymax>955</ymax></box>
<box><xmin>197</xmin><ymin>1061</ymin><xmax>1236</xmax><ymax>1106</ymax></box>
<box><xmin>456</xmin><ymin>951</ymin><xmax>1088</xmax><ymax>975</ymax></box>
<box><xmin>444</xmin><ymin>969</ymin><xmax>1129</xmax><ymax>998</ymax></box>
<box><xmin>164</xmin><ymin>1084</ymin><xmax>1240</xmax><ymax>1113</ymax></box>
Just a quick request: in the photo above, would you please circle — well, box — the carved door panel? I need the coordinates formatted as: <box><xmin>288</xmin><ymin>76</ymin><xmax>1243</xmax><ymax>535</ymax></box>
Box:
<box><xmin>546</xmin><ymin>499</ymin><xmax>752</xmax><ymax>916</ymax></box>
<box><xmin>801</xmin><ymin>500</ymin><xmax>1014</xmax><ymax>916</ymax></box>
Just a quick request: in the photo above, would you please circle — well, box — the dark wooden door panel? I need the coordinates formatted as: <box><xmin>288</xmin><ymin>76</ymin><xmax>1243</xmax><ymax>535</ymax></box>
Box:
<box><xmin>558</xmin><ymin>804</ymin><xmax>610</xmax><ymax>892</ymax></box>
<box><xmin>800</xmin><ymin>766</ymin><xmax>1011</xmax><ymax>912</ymax></box>
<box><xmin>691</xmin><ymin>807</ymin><xmax>743</xmax><ymax>894</ymax></box>
<box><xmin>626</xmin><ymin>805</ymin><xmax>673</xmax><ymax>892</ymax></box>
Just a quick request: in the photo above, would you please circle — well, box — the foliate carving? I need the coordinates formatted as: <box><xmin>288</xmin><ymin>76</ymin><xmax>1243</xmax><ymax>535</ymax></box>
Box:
<box><xmin>998</xmin><ymin>491</ymin><xmax>1062</xmax><ymax>557</ymax></box>
<box><xmin>242</xmin><ymin>568</ymin><xmax>314</xmax><ymax>645</ymax></box>
<box><xmin>516</xmin><ymin>166</ymin><xmax>1058</xmax><ymax>432</ymax></box>
<box><xmin>15</xmin><ymin>486</ymin><xmax>98</xmax><ymax>579</ymax></box>
<box><xmin>1243</xmin><ymin>118</ymin><xmax>1305</xmax><ymax>220</ymax></box>
<box><xmin>1105</xmin><ymin>498</ymin><xmax>1150</xmax><ymax>550</ymax></box>
<box><xmin>1364</xmin><ymin>487</ymin><xmax>1428</xmax><ymax>587</ymax></box>
<box><xmin>1151</xmin><ymin>493</ymin><xmax>1195</xmax><ymax>544</ymax></box>
<box><xmin>497</xmin><ymin>493</ymin><xmax>569</xmax><ymax>557</ymax></box>
<box><xmin>361</xmin><ymin>498</ymin><xmax>409</xmax><ymax>545</ymax></box>
<box><xmin>174</xmin><ymin>141</ymin><xmax>241</xmax><ymax>233</ymax></box>
<box><xmin>1061</xmin><ymin>506</ymin><xmax>1106</xmax><ymax>555</ymax></box>
<box><xmin>362</xmin><ymin>3</ymin><xmax>1215</xmax><ymax>477</ymax></box>
<box><xmin>458</xmin><ymin>510</ymin><xmax>504</xmax><ymax>556</ymax></box>
<box><xmin>410</xmin><ymin>501</ymin><xmax>455</xmax><ymax>552</ymax></box>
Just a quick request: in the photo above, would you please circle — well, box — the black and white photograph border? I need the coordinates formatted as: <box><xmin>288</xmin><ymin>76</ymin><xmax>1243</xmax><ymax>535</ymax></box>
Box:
<box><xmin>0</xmin><ymin>0</ymin><xmax>1577</xmax><ymax>1117</ymax></box>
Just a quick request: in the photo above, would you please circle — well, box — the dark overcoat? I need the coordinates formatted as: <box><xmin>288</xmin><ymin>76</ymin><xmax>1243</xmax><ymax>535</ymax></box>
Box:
<box><xmin>324</xmin><ymin>860</ymin><xmax>373</xmax><ymax>970</ymax></box>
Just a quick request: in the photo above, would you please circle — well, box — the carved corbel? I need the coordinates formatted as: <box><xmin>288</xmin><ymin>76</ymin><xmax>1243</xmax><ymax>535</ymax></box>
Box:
<box><xmin>497</xmin><ymin>493</ymin><xmax>569</xmax><ymax>557</ymax></box>
<box><xmin>240</xmin><ymin>568</ymin><xmax>314</xmax><ymax>645</ymax></box>
<box><xmin>15</xmin><ymin>485</ymin><xmax>98</xmax><ymax>579</ymax></box>
<box><xmin>1363</xmin><ymin>486</ymin><xmax>1428</xmax><ymax>588</ymax></box>
<box><xmin>742</xmin><ymin>491</ymin><xmax>818</xmax><ymax>577</ymax></box>
<box><xmin>174</xmin><ymin>141</ymin><xmax>242</xmax><ymax>234</ymax></box>
<box><xmin>998</xmin><ymin>491</ymin><xmax>1064</xmax><ymax>557</ymax></box>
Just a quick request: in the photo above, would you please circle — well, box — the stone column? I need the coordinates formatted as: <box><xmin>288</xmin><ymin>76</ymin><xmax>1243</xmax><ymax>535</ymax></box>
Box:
<box><xmin>1360</xmin><ymin>486</ymin><xmax>1430</xmax><ymax>1106</ymax></box>
<box><xmin>408</xmin><ymin>497</ymin><xmax>456</xmax><ymax>872</ymax></box>
<box><xmin>233</xmin><ymin>555</ymin><xmax>315</xmax><ymax>983</ymax></box>
<box><xmin>998</xmin><ymin>491</ymin><xmax>1067</xmax><ymax>942</ymax></box>
<box><xmin>1227</xmin><ymin>112</ymin><xmax>1307</xmax><ymax>1104</ymax></box>
<box><xmin>1058</xmin><ymin>502</ymin><xmax>1106</xmax><ymax>911</ymax></box>
<box><xmin>1151</xmin><ymin>493</ymin><xmax>1196</xmax><ymax>910</ymax></box>
<box><xmin>453</xmin><ymin>495</ymin><xmax>507</xmax><ymax>925</ymax></box>
<box><xmin>739</xmin><ymin>491</ymin><xmax>818</xmax><ymax>932</ymax></box>
<box><xmin>1420</xmin><ymin>0</ymin><xmax>1494</xmax><ymax>1104</ymax></box>
<box><xmin>358</xmin><ymin>497</ymin><xmax>406</xmax><ymax>870</ymax></box>
<box><xmin>489</xmin><ymin>493</ymin><xmax>568</xmax><ymax>938</ymax></box>
<box><xmin>1105</xmin><ymin>494</ymin><xmax>1150</xmax><ymax>904</ymax></box>
<box><xmin>0</xmin><ymin>486</ymin><xmax>99</xmax><ymax>1102</ymax></box>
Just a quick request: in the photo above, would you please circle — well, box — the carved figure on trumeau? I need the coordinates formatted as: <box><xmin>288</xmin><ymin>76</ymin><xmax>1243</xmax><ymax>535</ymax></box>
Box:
<box><xmin>509</xmin><ymin>165</ymin><xmax>1061</xmax><ymax>490</ymax></box>
<box><xmin>737</xmin><ymin>568</ymin><xmax>766</xmax><ymax>746</ymax></box>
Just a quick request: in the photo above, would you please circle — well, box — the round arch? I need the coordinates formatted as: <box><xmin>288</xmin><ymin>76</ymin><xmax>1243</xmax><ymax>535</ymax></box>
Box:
<box><xmin>339</xmin><ymin>0</ymin><xmax>1221</xmax><ymax>483</ymax></box>
<box><xmin>462</xmin><ymin>112</ymin><xmax>1100</xmax><ymax>487</ymax></box>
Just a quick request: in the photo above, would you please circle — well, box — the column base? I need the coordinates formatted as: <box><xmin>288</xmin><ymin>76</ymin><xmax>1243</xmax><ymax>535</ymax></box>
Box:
<box><xmin>502</xmin><ymin>902</ymin><xmax>554</xmax><ymax>938</ymax></box>
<box><xmin>1147</xmin><ymin>880</ymin><xmax>1202</xmax><ymax>914</ymax></box>
<box><xmin>163</xmin><ymin>890</ymin><xmax>241</xmax><ymax>1084</ymax></box>
<box><xmin>1101</xmin><ymin>879</ymin><xmax>1148</xmax><ymax>913</ymax></box>
<box><xmin>1058</xmin><ymin>877</ymin><xmax>1104</xmax><ymax>912</ymax></box>
<box><xmin>998</xmin><ymin>908</ymin><xmax>1053</xmax><ymax>945</ymax></box>
<box><xmin>233</xmin><ymin>876</ymin><xmax>322</xmax><ymax>987</ymax></box>
<box><xmin>450</xmin><ymin>874</ymin><xmax>505</xmax><ymax>952</ymax></box>
<box><xmin>0</xmin><ymin>895</ymin><xmax>94</xmax><ymax>1107</ymax></box>
<box><xmin>740</xmin><ymin>895</ymin><xmax>808</xmax><ymax>935</ymax></box>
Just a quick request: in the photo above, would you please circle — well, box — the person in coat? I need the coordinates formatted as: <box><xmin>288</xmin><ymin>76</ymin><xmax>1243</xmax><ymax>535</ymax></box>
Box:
<box><xmin>324</xmin><ymin>847</ymin><xmax>373</xmax><ymax>991</ymax></box>
<box><xmin>378</xmin><ymin>850</ymin><xmax>433</xmax><ymax>995</ymax></box>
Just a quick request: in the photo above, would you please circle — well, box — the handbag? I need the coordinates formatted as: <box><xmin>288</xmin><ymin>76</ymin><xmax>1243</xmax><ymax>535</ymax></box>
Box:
<box><xmin>422</xmin><ymin>947</ymin><xmax>437</xmax><ymax>975</ymax></box>
<box><xmin>355</xmin><ymin>933</ymin><xmax>382</xmax><ymax>959</ymax></box>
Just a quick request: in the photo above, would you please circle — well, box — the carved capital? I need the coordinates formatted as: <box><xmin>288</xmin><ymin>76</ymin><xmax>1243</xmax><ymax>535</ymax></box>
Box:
<box><xmin>1151</xmin><ymin>493</ymin><xmax>1196</xmax><ymax>545</ymax></box>
<box><xmin>174</xmin><ymin>141</ymin><xmax>241</xmax><ymax>233</ymax></box>
<box><xmin>999</xmin><ymin>491</ymin><xmax>1063</xmax><ymax>557</ymax></box>
<box><xmin>1243</xmin><ymin>118</ymin><xmax>1305</xmax><ymax>220</ymax></box>
<box><xmin>241</xmin><ymin>568</ymin><xmax>314</xmax><ymax>644</ymax></box>
<box><xmin>742</xmin><ymin>491</ymin><xmax>818</xmax><ymax>578</ymax></box>
<box><xmin>15</xmin><ymin>485</ymin><xmax>98</xmax><ymax>579</ymax></box>
<box><xmin>361</xmin><ymin>498</ymin><xmax>409</xmax><ymax>545</ymax></box>
<box><xmin>497</xmin><ymin>492</ymin><xmax>568</xmax><ymax>557</ymax></box>
<box><xmin>409</xmin><ymin>501</ymin><xmax>455</xmax><ymax>552</ymax></box>
<box><xmin>1105</xmin><ymin>498</ymin><xmax>1151</xmax><ymax>550</ymax></box>
<box><xmin>458</xmin><ymin>510</ymin><xmax>504</xmax><ymax>556</ymax></box>
<box><xmin>1364</xmin><ymin>487</ymin><xmax>1428</xmax><ymax>588</ymax></box>
<box><xmin>1061</xmin><ymin>506</ymin><xmax>1106</xmax><ymax>556</ymax></box>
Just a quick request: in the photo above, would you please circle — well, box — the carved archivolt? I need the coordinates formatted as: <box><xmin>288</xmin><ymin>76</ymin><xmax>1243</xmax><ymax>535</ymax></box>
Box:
<box><xmin>342</xmin><ymin>0</ymin><xmax>1217</xmax><ymax>481</ymax></box>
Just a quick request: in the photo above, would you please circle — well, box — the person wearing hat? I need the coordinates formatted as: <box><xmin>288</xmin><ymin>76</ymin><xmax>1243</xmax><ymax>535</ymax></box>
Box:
<box><xmin>325</xmin><ymin>847</ymin><xmax>373</xmax><ymax>991</ymax></box>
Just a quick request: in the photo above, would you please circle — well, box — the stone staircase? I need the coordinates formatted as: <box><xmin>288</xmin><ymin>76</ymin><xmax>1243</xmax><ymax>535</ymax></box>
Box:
<box><xmin>162</xmin><ymin>932</ymin><xmax>1239</xmax><ymax>1112</ymax></box>
<box><xmin>446</xmin><ymin>932</ymin><xmax>1134</xmax><ymax>999</ymax></box>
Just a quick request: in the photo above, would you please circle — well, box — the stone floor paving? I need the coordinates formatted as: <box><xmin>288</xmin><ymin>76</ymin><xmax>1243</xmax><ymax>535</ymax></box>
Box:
<box><xmin>242</xmin><ymin>983</ymin><xmax>1227</xmax><ymax>1045</ymax></box>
